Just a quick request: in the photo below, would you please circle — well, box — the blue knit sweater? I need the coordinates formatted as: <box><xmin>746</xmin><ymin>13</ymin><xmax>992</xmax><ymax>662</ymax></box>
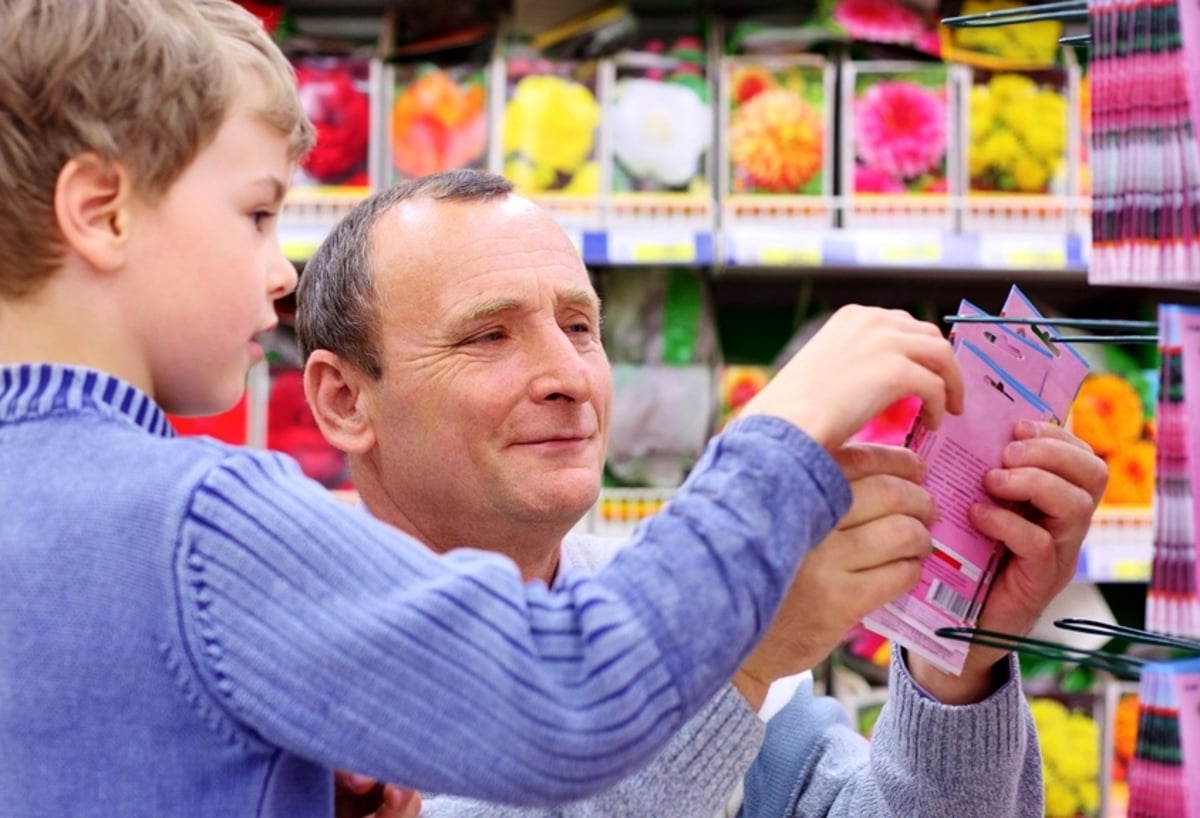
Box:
<box><xmin>0</xmin><ymin>364</ymin><xmax>850</xmax><ymax>818</ymax></box>
<box><xmin>420</xmin><ymin>537</ymin><xmax>1043</xmax><ymax>818</ymax></box>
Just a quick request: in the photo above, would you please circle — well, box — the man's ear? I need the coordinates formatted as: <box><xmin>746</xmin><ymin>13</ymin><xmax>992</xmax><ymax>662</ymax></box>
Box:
<box><xmin>304</xmin><ymin>350</ymin><xmax>377</xmax><ymax>455</ymax></box>
<box><xmin>53</xmin><ymin>153</ymin><xmax>133</xmax><ymax>272</ymax></box>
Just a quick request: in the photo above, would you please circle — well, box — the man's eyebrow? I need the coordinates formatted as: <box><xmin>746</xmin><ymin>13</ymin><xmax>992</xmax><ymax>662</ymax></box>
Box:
<box><xmin>461</xmin><ymin>297</ymin><xmax>523</xmax><ymax>324</ymax></box>
<box><xmin>558</xmin><ymin>286</ymin><xmax>601</xmax><ymax>315</ymax></box>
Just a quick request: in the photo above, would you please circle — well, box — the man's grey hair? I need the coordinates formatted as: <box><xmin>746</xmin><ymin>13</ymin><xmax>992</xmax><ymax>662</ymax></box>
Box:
<box><xmin>296</xmin><ymin>169</ymin><xmax>515</xmax><ymax>378</ymax></box>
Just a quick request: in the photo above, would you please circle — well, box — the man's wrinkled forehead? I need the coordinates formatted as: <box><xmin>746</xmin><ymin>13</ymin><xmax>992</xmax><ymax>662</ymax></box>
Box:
<box><xmin>446</xmin><ymin>284</ymin><xmax>600</xmax><ymax>333</ymax></box>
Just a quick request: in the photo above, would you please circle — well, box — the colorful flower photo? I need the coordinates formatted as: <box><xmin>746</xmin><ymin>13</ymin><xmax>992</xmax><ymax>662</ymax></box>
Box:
<box><xmin>1030</xmin><ymin>696</ymin><xmax>1101</xmax><ymax>818</ymax></box>
<box><xmin>968</xmin><ymin>70</ymin><xmax>1069</xmax><ymax>194</ymax></box>
<box><xmin>390</xmin><ymin>63</ymin><xmax>488</xmax><ymax>182</ymax></box>
<box><xmin>501</xmin><ymin>57</ymin><xmax>601</xmax><ymax>196</ymax></box>
<box><xmin>726</xmin><ymin>60</ymin><xmax>830</xmax><ymax>195</ymax></box>
<box><xmin>848</xmin><ymin>65</ymin><xmax>949</xmax><ymax>195</ymax></box>
<box><xmin>1069</xmin><ymin>371</ymin><xmax>1156</xmax><ymax>507</ymax></box>
<box><xmin>833</xmin><ymin>0</ymin><xmax>939</xmax><ymax>55</ymax></box>
<box><xmin>292</xmin><ymin>55</ymin><xmax>372</xmax><ymax>189</ymax></box>
<box><xmin>945</xmin><ymin>0</ymin><xmax>1063</xmax><ymax>69</ymax></box>
<box><xmin>610</xmin><ymin>34</ymin><xmax>713</xmax><ymax>195</ymax></box>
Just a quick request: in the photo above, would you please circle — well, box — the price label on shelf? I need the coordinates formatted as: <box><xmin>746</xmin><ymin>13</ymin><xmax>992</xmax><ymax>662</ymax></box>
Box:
<box><xmin>853</xmin><ymin>230</ymin><xmax>943</xmax><ymax>266</ymax></box>
<box><xmin>1111</xmin><ymin>559</ymin><xmax>1151</xmax><ymax>582</ymax></box>
<box><xmin>728</xmin><ymin>227</ymin><xmax>824</xmax><ymax>266</ymax></box>
<box><xmin>758</xmin><ymin>245</ymin><xmax>822</xmax><ymax>265</ymax></box>
<box><xmin>607</xmin><ymin>229</ymin><xmax>697</xmax><ymax>265</ymax></box>
<box><xmin>979</xmin><ymin>234</ymin><xmax>1068</xmax><ymax>269</ymax></box>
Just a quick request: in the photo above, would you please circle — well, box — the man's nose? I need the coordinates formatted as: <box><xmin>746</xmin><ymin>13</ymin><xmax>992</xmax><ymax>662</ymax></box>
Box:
<box><xmin>528</xmin><ymin>328</ymin><xmax>593</xmax><ymax>403</ymax></box>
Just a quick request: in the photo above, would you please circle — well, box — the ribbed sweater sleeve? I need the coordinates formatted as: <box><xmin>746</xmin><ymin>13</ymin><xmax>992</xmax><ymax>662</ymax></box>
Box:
<box><xmin>175</xmin><ymin>414</ymin><xmax>849</xmax><ymax>805</ymax></box>
<box><xmin>420</xmin><ymin>685</ymin><xmax>764</xmax><ymax>818</ymax></box>
<box><xmin>739</xmin><ymin>651</ymin><xmax>1042</xmax><ymax>817</ymax></box>
<box><xmin>417</xmin><ymin>532</ymin><xmax>767</xmax><ymax>817</ymax></box>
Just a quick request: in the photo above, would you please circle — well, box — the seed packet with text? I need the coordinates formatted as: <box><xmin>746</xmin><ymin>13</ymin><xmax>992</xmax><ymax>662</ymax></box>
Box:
<box><xmin>864</xmin><ymin>339</ymin><xmax>1057</xmax><ymax>674</ymax></box>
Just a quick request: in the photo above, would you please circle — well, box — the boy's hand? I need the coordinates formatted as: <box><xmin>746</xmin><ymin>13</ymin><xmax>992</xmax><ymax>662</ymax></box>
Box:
<box><xmin>733</xmin><ymin>444</ymin><xmax>936</xmax><ymax>710</ymax></box>
<box><xmin>740</xmin><ymin>305</ymin><xmax>963</xmax><ymax>451</ymax></box>
<box><xmin>907</xmin><ymin>421</ymin><xmax>1108</xmax><ymax>704</ymax></box>
<box><xmin>335</xmin><ymin>771</ymin><xmax>422</xmax><ymax>818</ymax></box>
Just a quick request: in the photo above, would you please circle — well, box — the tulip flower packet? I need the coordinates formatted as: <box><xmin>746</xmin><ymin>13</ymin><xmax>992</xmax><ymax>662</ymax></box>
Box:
<box><xmin>719</xmin><ymin>54</ymin><xmax>837</xmax><ymax>234</ymax></box>
<box><xmin>387</xmin><ymin>61</ymin><xmax>490</xmax><ymax>184</ymax></box>
<box><xmin>961</xmin><ymin>66</ymin><xmax>1073</xmax><ymax>234</ymax></box>
<box><xmin>841</xmin><ymin>61</ymin><xmax>956</xmax><ymax>230</ymax></box>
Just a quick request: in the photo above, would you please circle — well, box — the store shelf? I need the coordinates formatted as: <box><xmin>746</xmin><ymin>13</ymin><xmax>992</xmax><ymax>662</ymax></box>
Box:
<box><xmin>1074</xmin><ymin>507</ymin><xmax>1154</xmax><ymax>583</ymax></box>
<box><xmin>723</xmin><ymin>226</ymin><xmax>1088</xmax><ymax>273</ymax></box>
<box><xmin>281</xmin><ymin>190</ymin><xmax>1089</xmax><ymax>274</ymax></box>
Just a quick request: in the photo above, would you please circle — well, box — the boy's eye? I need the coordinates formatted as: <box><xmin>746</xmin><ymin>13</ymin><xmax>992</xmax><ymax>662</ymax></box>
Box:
<box><xmin>252</xmin><ymin>210</ymin><xmax>276</xmax><ymax>228</ymax></box>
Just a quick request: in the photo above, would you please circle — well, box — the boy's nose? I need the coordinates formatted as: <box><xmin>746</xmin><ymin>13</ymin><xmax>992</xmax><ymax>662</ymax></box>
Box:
<box><xmin>268</xmin><ymin>244</ymin><xmax>298</xmax><ymax>299</ymax></box>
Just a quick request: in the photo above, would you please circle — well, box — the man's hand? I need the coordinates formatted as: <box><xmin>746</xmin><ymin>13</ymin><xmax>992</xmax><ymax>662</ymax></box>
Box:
<box><xmin>733</xmin><ymin>443</ymin><xmax>936</xmax><ymax>710</ymax></box>
<box><xmin>741</xmin><ymin>305</ymin><xmax>964</xmax><ymax>452</ymax></box>
<box><xmin>335</xmin><ymin>771</ymin><xmax>422</xmax><ymax>818</ymax></box>
<box><xmin>907</xmin><ymin>420</ymin><xmax>1108</xmax><ymax>704</ymax></box>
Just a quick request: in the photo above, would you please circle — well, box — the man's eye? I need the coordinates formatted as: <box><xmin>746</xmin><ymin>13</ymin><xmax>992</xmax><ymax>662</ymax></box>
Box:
<box><xmin>468</xmin><ymin>330</ymin><xmax>506</xmax><ymax>344</ymax></box>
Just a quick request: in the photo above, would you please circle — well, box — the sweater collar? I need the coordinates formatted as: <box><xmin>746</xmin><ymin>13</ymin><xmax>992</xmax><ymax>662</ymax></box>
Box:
<box><xmin>0</xmin><ymin>364</ymin><xmax>175</xmax><ymax>438</ymax></box>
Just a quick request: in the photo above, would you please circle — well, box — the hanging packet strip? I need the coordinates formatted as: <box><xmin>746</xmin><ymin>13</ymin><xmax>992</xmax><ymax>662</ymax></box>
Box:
<box><xmin>863</xmin><ymin>340</ymin><xmax>1059</xmax><ymax>674</ymax></box>
<box><xmin>1150</xmin><ymin>305</ymin><xmax>1200</xmax><ymax>639</ymax></box>
<box><xmin>1181</xmin><ymin>309</ymin><xmax>1200</xmax><ymax>639</ymax></box>
<box><xmin>1171</xmin><ymin>658</ymin><xmax>1200</xmax><ymax>818</ymax></box>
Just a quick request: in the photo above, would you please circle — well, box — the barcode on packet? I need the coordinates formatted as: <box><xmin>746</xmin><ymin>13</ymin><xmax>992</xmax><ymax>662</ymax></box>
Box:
<box><xmin>928</xmin><ymin>580</ymin><xmax>980</xmax><ymax>622</ymax></box>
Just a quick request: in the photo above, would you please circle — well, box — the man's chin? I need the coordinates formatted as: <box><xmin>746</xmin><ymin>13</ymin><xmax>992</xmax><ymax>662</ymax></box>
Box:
<box><xmin>514</xmin><ymin>481</ymin><xmax>599</xmax><ymax>525</ymax></box>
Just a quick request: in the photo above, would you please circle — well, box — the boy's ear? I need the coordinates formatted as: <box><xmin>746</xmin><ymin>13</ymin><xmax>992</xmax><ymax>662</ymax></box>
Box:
<box><xmin>53</xmin><ymin>153</ymin><xmax>133</xmax><ymax>271</ymax></box>
<box><xmin>304</xmin><ymin>350</ymin><xmax>377</xmax><ymax>456</ymax></box>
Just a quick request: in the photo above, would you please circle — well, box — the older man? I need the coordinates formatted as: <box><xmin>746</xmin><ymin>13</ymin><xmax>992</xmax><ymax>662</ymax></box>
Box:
<box><xmin>298</xmin><ymin>170</ymin><xmax>1106</xmax><ymax>817</ymax></box>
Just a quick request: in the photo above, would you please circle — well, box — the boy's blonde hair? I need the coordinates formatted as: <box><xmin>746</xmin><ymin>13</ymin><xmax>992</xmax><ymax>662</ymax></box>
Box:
<box><xmin>0</xmin><ymin>0</ymin><xmax>315</xmax><ymax>297</ymax></box>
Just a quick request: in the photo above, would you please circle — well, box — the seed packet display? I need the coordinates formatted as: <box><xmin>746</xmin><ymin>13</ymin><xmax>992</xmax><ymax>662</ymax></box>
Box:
<box><xmin>1179</xmin><ymin>308</ymin><xmax>1200</xmax><ymax>639</ymax></box>
<box><xmin>951</xmin><ymin>298</ymin><xmax>1063</xmax><ymax>419</ymax></box>
<box><xmin>999</xmin><ymin>284</ymin><xmax>1091</xmax><ymax>421</ymax></box>
<box><xmin>1172</xmin><ymin>659</ymin><xmax>1200</xmax><ymax>818</ymax></box>
<box><xmin>864</xmin><ymin>340</ymin><xmax>1058</xmax><ymax>674</ymax></box>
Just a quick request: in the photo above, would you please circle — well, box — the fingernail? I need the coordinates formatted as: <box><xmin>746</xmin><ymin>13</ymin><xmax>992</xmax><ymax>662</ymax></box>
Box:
<box><xmin>1005</xmin><ymin>441</ymin><xmax>1025</xmax><ymax>463</ymax></box>
<box><xmin>386</xmin><ymin>788</ymin><xmax>415</xmax><ymax>808</ymax></box>
<box><xmin>1014</xmin><ymin>419</ymin><xmax>1035</xmax><ymax>437</ymax></box>
<box><xmin>348</xmin><ymin>773</ymin><xmax>375</xmax><ymax>789</ymax></box>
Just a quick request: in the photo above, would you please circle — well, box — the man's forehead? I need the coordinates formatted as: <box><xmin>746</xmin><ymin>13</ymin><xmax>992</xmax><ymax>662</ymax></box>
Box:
<box><xmin>455</xmin><ymin>282</ymin><xmax>600</xmax><ymax>320</ymax></box>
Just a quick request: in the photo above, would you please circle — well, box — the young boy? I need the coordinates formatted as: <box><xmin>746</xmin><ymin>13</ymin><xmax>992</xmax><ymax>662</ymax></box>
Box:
<box><xmin>0</xmin><ymin>1</ymin><xmax>963</xmax><ymax>816</ymax></box>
